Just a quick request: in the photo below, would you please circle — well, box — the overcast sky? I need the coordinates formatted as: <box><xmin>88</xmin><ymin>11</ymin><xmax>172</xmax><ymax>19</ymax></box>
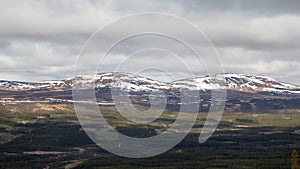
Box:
<box><xmin>0</xmin><ymin>0</ymin><xmax>299</xmax><ymax>85</ymax></box>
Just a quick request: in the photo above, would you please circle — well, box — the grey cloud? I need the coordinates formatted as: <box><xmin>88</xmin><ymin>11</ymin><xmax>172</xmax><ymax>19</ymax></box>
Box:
<box><xmin>0</xmin><ymin>0</ymin><xmax>299</xmax><ymax>85</ymax></box>
<box><xmin>174</xmin><ymin>0</ymin><xmax>300</xmax><ymax>16</ymax></box>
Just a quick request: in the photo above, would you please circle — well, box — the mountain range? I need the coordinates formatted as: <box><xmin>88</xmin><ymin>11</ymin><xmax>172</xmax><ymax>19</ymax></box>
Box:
<box><xmin>0</xmin><ymin>72</ymin><xmax>299</xmax><ymax>94</ymax></box>
<box><xmin>1</xmin><ymin>72</ymin><xmax>300</xmax><ymax>112</ymax></box>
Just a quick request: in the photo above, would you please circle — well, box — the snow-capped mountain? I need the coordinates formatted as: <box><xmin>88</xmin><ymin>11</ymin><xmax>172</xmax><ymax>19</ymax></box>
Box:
<box><xmin>0</xmin><ymin>80</ymin><xmax>69</xmax><ymax>91</ymax></box>
<box><xmin>173</xmin><ymin>74</ymin><xmax>300</xmax><ymax>94</ymax></box>
<box><xmin>72</xmin><ymin>72</ymin><xmax>171</xmax><ymax>91</ymax></box>
<box><xmin>0</xmin><ymin>80</ymin><xmax>35</xmax><ymax>90</ymax></box>
<box><xmin>0</xmin><ymin>73</ymin><xmax>299</xmax><ymax>94</ymax></box>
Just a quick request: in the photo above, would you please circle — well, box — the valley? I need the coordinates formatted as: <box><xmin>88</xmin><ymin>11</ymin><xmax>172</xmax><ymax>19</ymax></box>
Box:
<box><xmin>0</xmin><ymin>101</ymin><xmax>299</xmax><ymax>168</ymax></box>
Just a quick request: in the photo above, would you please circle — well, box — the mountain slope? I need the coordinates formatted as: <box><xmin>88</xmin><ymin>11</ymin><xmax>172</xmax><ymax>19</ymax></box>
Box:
<box><xmin>72</xmin><ymin>72</ymin><xmax>171</xmax><ymax>91</ymax></box>
<box><xmin>173</xmin><ymin>74</ymin><xmax>300</xmax><ymax>94</ymax></box>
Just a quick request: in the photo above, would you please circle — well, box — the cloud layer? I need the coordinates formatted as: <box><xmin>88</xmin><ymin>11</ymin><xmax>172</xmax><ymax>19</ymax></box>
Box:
<box><xmin>0</xmin><ymin>0</ymin><xmax>299</xmax><ymax>85</ymax></box>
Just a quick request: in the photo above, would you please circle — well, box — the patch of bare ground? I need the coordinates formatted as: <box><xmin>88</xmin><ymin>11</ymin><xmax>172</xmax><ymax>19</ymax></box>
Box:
<box><xmin>23</xmin><ymin>151</ymin><xmax>66</xmax><ymax>155</ymax></box>
<box><xmin>64</xmin><ymin>160</ymin><xmax>86</xmax><ymax>169</ymax></box>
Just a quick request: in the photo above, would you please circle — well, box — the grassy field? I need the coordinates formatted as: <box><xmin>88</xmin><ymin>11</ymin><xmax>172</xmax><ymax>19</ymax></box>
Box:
<box><xmin>0</xmin><ymin>103</ymin><xmax>299</xmax><ymax>168</ymax></box>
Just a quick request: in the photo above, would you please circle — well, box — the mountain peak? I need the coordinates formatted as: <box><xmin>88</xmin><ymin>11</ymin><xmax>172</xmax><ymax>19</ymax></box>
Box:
<box><xmin>173</xmin><ymin>73</ymin><xmax>299</xmax><ymax>93</ymax></box>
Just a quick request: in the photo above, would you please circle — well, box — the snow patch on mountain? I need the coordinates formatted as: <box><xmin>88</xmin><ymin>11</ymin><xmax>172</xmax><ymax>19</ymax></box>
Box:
<box><xmin>172</xmin><ymin>73</ymin><xmax>300</xmax><ymax>94</ymax></box>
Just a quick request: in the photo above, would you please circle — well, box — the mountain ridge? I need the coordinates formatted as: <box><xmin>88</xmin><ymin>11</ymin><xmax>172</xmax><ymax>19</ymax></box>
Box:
<box><xmin>0</xmin><ymin>72</ymin><xmax>299</xmax><ymax>94</ymax></box>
